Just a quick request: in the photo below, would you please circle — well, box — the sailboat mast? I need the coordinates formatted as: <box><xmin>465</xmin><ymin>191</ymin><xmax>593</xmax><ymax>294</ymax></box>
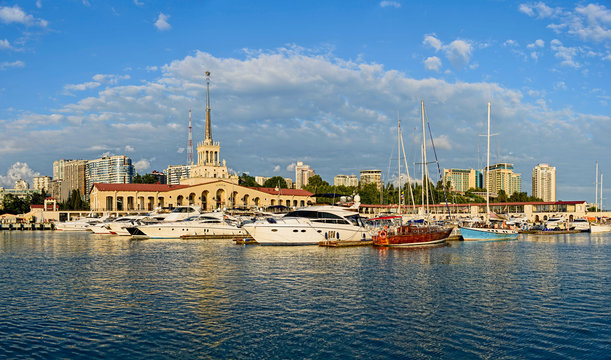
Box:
<box><xmin>486</xmin><ymin>102</ymin><xmax>491</xmax><ymax>221</ymax></box>
<box><xmin>421</xmin><ymin>100</ymin><xmax>426</xmax><ymax>214</ymax></box>
<box><xmin>601</xmin><ymin>173</ymin><xmax>604</xmax><ymax>211</ymax></box>
<box><xmin>595</xmin><ymin>161</ymin><xmax>599</xmax><ymax>212</ymax></box>
<box><xmin>398</xmin><ymin>117</ymin><xmax>402</xmax><ymax>215</ymax></box>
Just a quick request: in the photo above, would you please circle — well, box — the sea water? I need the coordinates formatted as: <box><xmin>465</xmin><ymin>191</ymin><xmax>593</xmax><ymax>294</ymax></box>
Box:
<box><xmin>0</xmin><ymin>231</ymin><xmax>609</xmax><ymax>359</ymax></box>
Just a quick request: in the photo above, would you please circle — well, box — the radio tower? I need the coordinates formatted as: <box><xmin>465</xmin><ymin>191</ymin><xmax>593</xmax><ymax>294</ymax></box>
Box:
<box><xmin>187</xmin><ymin>109</ymin><xmax>193</xmax><ymax>165</ymax></box>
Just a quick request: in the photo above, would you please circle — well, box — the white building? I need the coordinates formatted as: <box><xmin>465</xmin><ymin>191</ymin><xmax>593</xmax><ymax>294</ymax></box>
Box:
<box><xmin>166</xmin><ymin>165</ymin><xmax>192</xmax><ymax>185</ymax></box>
<box><xmin>86</xmin><ymin>155</ymin><xmax>134</xmax><ymax>192</ymax></box>
<box><xmin>334</xmin><ymin>174</ymin><xmax>359</xmax><ymax>187</ymax></box>
<box><xmin>295</xmin><ymin>161</ymin><xmax>315</xmax><ymax>189</ymax></box>
<box><xmin>532</xmin><ymin>163</ymin><xmax>556</xmax><ymax>202</ymax></box>
<box><xmin>360</xmin><ymin>169</ymin><xmax>382</xmax><ymax>189</ymax></box>
<box><xmin>33</xmin><ymin>176</ymin><xmax>51</xmax><ymax>193</ymax></box>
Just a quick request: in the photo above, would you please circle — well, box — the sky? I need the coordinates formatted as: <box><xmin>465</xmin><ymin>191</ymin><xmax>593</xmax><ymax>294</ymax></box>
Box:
<box><xmin>0</xmin><ymin>0</ymin><xmax>610</xmax><ymax>203</ymax></box>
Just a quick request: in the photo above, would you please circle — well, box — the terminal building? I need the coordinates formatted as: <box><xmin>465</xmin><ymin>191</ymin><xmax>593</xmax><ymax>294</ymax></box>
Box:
<box><xmin>88</xmin><ymin>72</ymin><xmax>313</xmax><ymax>211</ymax></box>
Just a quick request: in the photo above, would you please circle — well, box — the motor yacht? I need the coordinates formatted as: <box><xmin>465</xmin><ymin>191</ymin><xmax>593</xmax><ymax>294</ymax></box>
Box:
<box><xmin>136</xmin><ymin>212</ymin><xmax>247</xmax><ymax>239</ymax></box>
<box><xmin>242</xmin><ymin>205</ymin><xmax>373</xmax><ymax>245</ymax></box>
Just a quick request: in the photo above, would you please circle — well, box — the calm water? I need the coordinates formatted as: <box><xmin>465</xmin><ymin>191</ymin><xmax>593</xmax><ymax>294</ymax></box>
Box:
<box><xmin>1</xmin><ymin>231</ymin><xmax>610</xmax><ymax>359</ymax></box>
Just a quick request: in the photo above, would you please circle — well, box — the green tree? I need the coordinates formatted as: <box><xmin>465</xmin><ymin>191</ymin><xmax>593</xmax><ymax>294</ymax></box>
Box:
<box><xmin>358</xmin><ymin>183</ymin><xmax>382</xmax><ymax>205</ymax></box>
<box><xmin>239</xmin><ymin>173</ymin><xmax>260</xmax><ymax>187</ymax></box>
<box><xmin>496</xmin><ymin>189</ymin><xmax>508</xmax><ymax>202</ymax></box>
<box><xmin>262</xmin><ymin>176</ymin><xmax>288</xmax><ymax>189</ymax></box>
<box><xmin>61</xmin><ymin>189</ymin><xmax>89</xmax><ymax>210</ymax></box>
<box><xmin>29</xmin><ymin>191</ymin><xmax>46</xmax><ymax>205</ymax></box>
<box><xmin>1</xmin><ymin>194</ymin><xmax>30</xmax><ymax>215</ymax></box>
<box><xmin>133</xmin><ymin>173</ymin><xmax>159</xmax><ymax>184</ymax></box>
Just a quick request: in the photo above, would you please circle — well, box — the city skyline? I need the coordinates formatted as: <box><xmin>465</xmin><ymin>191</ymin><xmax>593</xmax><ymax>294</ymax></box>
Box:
<box><xmin>1</xmin><ymin>1</ymin><xmax>610</xmax><ymax>202</ymax></box>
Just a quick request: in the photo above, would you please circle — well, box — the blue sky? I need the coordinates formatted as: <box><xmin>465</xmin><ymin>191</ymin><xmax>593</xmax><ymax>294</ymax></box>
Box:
<box><xmin>1</xmin><ymin>0</ymin><xmax>610</xmax><ymax>203</ymax></box>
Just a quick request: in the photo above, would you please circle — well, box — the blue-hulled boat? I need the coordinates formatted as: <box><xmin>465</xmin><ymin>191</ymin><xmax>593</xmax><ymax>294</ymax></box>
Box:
<box><xmin>459</xmin><ymin>226</ymin><xmax>518</xmax><ymax>241</ymax></box>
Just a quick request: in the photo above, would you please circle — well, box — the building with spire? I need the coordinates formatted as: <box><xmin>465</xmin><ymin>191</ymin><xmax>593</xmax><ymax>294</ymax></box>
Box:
<box><xmin>184</xmin><ymin>71</ymin><xmax>238</xmax><ymax>184</ymax></box>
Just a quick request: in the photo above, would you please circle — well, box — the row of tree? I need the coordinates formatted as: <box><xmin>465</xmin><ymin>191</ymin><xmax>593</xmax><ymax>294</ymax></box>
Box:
<box><xmin>0</xmin><ymin>189</ymin><xmax>89</xmax><ymax>215</ymax></box>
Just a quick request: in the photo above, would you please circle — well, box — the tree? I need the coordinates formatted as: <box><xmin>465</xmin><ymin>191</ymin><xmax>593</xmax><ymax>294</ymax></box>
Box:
<box><xmin>61</xmin><ymin>189</ymin><xmax>89</xmax><ymax>210</ymax></box>
<box><xmin>262</xmin><ymin>176</ymin><xmax>288</xmax><ymax>189</ymax></box>
<box><xmin>1</xmin><ymin>194</ymin><xmax>30</xmax><ymax>215</ymax></box>
<box><xmin>133</xmin><ymin>173</ymin><xmax>159</xmax><ymax>184</ymax></box>
<box><xmin>29</xmin><ymin>191</ymin><xmax>46</xmax><ymax>205</ymax></box>
<box><xmin>358</xmin><ymin>183</ymin><xmax>382</xmax><ymax>205</ymax></box>
<box><xmin>239</xmin><ymin>173</ymin><xmax>259</xmax><ymax>187</ymax></box>
<box><xmin>496</xmin><ymin>189</ymin><xmax>508</xmax><ymax>202</ymax></box>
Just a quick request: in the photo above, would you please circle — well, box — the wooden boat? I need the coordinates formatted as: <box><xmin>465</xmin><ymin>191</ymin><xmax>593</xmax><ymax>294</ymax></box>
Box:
<box><xmin>372</xmin><ymin>225</ymin><xmax>451</xmax><ymax>246</ymax></box>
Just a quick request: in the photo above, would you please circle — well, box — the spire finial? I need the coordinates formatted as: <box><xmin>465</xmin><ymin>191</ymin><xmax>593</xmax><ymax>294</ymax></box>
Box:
<box><xmin>204</xmin><ymin>71</ymin><xmax>212</xmax><ymax>144</ymax></box>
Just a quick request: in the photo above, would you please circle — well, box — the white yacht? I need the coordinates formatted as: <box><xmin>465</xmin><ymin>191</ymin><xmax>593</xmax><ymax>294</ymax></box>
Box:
<box><xmin>55</xmin><ymin>214</ymin><xmax>108</xmax><ymax>231</ymax></box>
<box><xmin>90</xmin><ymin>215</ymin><xmax>147</xmax><ymax>236</ymax></box>
<box><xmin>570</xmin><ymin>218</ymin><xmax>591</xmax><ymax>232</ymax></box>
<box><xmin>242</xmin><ymin>205</ymin><xmax>373</xmax><ymax>245</ymax></box>
<box><xmin>136</xmin><ymin>212</ymin><xmax>247</xmax><ymax>239</ymax></box>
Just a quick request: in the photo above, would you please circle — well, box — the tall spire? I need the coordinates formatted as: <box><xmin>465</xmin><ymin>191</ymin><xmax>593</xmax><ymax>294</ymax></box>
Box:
<box><xmin>204</xmin><ymin>71</ymin><xmax>212</xmax><ymax>145</ymax></box>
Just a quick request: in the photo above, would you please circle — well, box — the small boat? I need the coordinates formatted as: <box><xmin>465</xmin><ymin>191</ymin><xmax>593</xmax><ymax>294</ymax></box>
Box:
<box><xmin>372</xmin><ymin>224</ymin><xmax>451</xmax><ymax>246</ymax></box>
<box><xmin>460</xmin><ymin>226</ymin><xmax>519</xmax><ymax>240</ymax></box>
<box><xmin>590</xmin><ymin>223</ymin><xmax>611</xmax><ymax>233</ymax></box>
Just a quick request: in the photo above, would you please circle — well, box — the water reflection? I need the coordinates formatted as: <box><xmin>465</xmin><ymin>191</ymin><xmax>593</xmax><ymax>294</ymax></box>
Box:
<box><xmin>0</xmin><ymin>231</ymin><xmax>610</xmax><ymax>358</ymax></box>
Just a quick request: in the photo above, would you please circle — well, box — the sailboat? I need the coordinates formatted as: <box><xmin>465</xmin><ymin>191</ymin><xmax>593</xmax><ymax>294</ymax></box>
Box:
<box><xmin>591</xmin><ymin>163</ymin><xmax>611</xmax><ymax>233</ymax></box>
<box><xmin>459</xmin><ymin>102</ymin><xmax>518</xmax><ymax>241</ymax></box>
<box><xmin>372</xmin><ymin>101</ymin><xmax>452</xmax><ymax>246</ymax></box>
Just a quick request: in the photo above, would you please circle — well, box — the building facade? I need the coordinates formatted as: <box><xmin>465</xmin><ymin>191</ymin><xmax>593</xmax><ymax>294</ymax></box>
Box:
<box><xmin>442</xmin><ymin>169</ymin><xmax>482</xmax><ymax>193</ymax></box>
<box><xmin>334</xmin><ymin>174</ymin><xmax>359</xmax><ymax>187</ymax></box>
<box><xmin>53</xmin><ymin>159</ymin><xmax>69</xmax><ymax>180</ymax></box>
<box><xmin>360</xmin><ymin>169</ymin><xmax>382</xmax><ymax>189</ymax></box>
<box><xmin>166</xmin><ymin>165</ymin><xmax>191</xmax><ymax>185</ymax></box>
<box><xmin>295</xmin><ymin>161</ymin><xmax>315</xmax><ymax>189</ymax></box>
<box><xmin>85</xmin><ymin>156</ymin><xmax>134</xmax><ymax>195</ymax></box>
<box><xmin>532</xmin><ymin>163</ymin><xmax>556</xmax><ymax>202</ymax></box>
<box><xmin>486</xmin><ymin>163</ymin><xmax>521</xmax><ymax>197</ymax></box>
<box><xmin>62</xmin><ymin>160</ymin><xmax>87</xmax><ymax>201</ymax></box>
<box><xmin>89</xmin><ymin>180</ymin><xmax>314</xmax><ymax>212</ymax></box>
<box><xmin>33</xmin><ymin>176</ymin><xmax>51</xmax><ymax>193</ymax></box>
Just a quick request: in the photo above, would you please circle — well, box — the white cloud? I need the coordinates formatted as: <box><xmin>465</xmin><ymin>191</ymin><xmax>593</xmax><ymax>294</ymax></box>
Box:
<box><xmin>0</xmin><ymin>39</ymin><xmax>12</xmax><ymax>50</ymax></box>
<box><xmin>64</xmin><ymin>81</ymin><xmax>100</xmax><ymax>92</ymax></box>
<box><xmin>0</xmin><ymin>60</ymin><xmax>25</xmax><ymax>70</ymax></box>
<box><xmin>92</xmin><ymin>73</ymin><xmax>130</xmax><ymax>84</ymax></box>
<box><xmin>424</xmin><ymin>56</ymin><xmax>442</xmax><ymax>72</ymax></box>
<box><xmin>154</xmin><ymin>12</ymin><xmax>171</xmax><ymax>31</ymax></box>
<box><xmin>273</xmin><ymin>165</ymin><xmax>281</xmax><ymax>172</ymax></box>
<box><xmin>518</xmin><ymin>2</ymin><xmax>558</xmax><ymax>18</ymax></box>
<box><xmin>286</xmin><ymin>163</ymin><xmax>296</xmax><ymax>172</ymax></box>
<box><xmin>134</xmin><ymin>159</ymin><xmax>151</xmax><ymax>172</ymax></box>
<box><xmin>550</xmin><ymin>39</ymin><xmax>580</xmax><ymax>68</ymax></box>
<box><xmin>423</xmin><ymin>35</ymin><xmax>442</xmax><ymax>52</ymax></box>
<box><xmin>0</xmin><ymin>5</ymin><xmax>48</xmax><ymax>27</ymax></box>
<box><xmin>36</xmin><ymin>1</ymin><xmax>42</xmax><ymax>9</ymax></box>
<box><xmin>380</xmin><ymin>1</ymin><xmax>401</xmax><ymax>8</ymax></box>
<box><xmin>0</xmin><ymin>162</ymin><xmax>40</xmax><ymax>188</ymax></box>
<box><xmin>125</xmin><ymin>145</ymin><xmax>135</xmax><ymax>152</ymax></box>
<box><xmin>527</xmin><ymin>39</ymin><xmax>545</xmax><ymax>48</ymax></box>
<box><xmin>423</xmin><ymin>35</ymin><xmax>472</xmax><ymax>69</ymax></box>
<box><xmin>554</xmin><ymin>81</ymin><xmax>567</xmax><ymax>90</ymax></box>
<box><xmin>503</xmin><ymin>39</ymin><xmax>519</xmax><ymax>47</ymax></box>
<box><xmin>134</xmin><ymin>0</ymin><xmax>144</xmax><ymax>7</ymax></box>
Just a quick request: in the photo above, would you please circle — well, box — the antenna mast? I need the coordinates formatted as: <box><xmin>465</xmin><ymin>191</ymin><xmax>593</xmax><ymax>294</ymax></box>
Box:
<box><xmin>187</xmin><ymin>109</ymin><xmax>193</xmax><ymax>165</ymax></box>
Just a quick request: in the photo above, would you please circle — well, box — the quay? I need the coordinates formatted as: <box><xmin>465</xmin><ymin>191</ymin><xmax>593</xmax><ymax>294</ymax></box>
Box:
<box><xmin>0</xmin><ymin>223</ymin><xmax>55</xmax><ymax>231</ymax></box>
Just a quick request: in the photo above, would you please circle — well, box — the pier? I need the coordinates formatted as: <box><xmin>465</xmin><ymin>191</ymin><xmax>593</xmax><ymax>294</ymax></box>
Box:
<box><xmin>0</xmin><ymin>223</ymin><xmax>55</xmax><ymax>231</ymax></box>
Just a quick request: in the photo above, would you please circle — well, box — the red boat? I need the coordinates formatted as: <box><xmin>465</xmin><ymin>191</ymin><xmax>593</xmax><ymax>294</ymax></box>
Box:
<box><xmin>372</xmin><ymin>225</ymin><xmax>451</xmax><ymax>246</ymax></box>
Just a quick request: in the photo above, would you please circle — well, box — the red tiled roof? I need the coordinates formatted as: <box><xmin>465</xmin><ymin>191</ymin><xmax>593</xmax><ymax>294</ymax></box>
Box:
<box><xmin>250</xmin><ymin>187</ymin><xmax>314</xmax><ymax>197</ymax></box>
<box><xmin>92</xmin><ymin>183</ymin><xmax>190</xmax><ymax>192</ymax></box>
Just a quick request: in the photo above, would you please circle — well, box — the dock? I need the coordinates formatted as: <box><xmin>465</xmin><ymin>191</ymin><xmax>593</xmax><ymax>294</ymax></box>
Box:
<box><xmin>0</xmin><ymin>223</ymin><xmax>55</xmax><ymax>231</ymax></box>
<box><xmin>233</xmin><ymin>237</ymin><xmax>258</xmax><ymax>245</ymax></box>
<box><xmin>319</xmin><ymin>240</ymin><xmax>373</xmax><ymax>247</ymax></box>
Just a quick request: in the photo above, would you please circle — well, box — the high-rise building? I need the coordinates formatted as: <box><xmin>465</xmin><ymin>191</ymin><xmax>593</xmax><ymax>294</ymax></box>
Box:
<box><xmin>166</xmin><ymin>165</ymin><xmax>192</xmax><ymax>185</ymax></box>
<box><xmin>485</xmin><ymin>163</ymin><xmax>521</xmax><ymax>197</ymax></box>
<box><xmin>532</xmin><ymin>163</ymin><xmax>556</xmax><ymax>202</ymax></box>
<box><xmin>334</xmin><ymin>175</ymin><xmax>359</xmax><ymax>187</ymax></box>
<box><xmin>14</xmin><ymin>179</ymin><xmax>29</xmax><ymax>190</ymax></box>
<box><xmin>33</xmin><ymin>176</ymin><xmax>51</xmax><ymax>193</ymax></box>
<box><xmin>86</xmin><ymin>156</ymin><xmax>134</xmax><ymax>194</ymax></box>
<box><xmin>53</xmin><ymin>159</ymin><xmax>70</xmax><ymax>180</ymax></box>
<box><xmin>360</xmin><ymin>169</ymin><xmax>382</xmax><ymax>189</ymax></box>
<box><xmin>62</xmin><ymin>160</ymin><xmax>87</xmax><ymax>201</ymax></box>
<box><xmin>295</xmin><ymin>161</ymin><xmax>315</xmax><ymax>189</ymax></box>
<box><xmin>442</xmin><ymin>169</ymin><xmax>483</xmax><ymax>193</ymax></box>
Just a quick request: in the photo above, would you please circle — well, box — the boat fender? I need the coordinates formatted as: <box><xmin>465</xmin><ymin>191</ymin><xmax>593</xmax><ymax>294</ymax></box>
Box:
<box><xmin>336</xmin><ymin>232</ymin><xmax>340</xmax><ymax>239</ymax></box>
<box><xmin>325</xmin><ymin>232</ymin><xmax>328</xmax><ymax>240</ymax></box>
